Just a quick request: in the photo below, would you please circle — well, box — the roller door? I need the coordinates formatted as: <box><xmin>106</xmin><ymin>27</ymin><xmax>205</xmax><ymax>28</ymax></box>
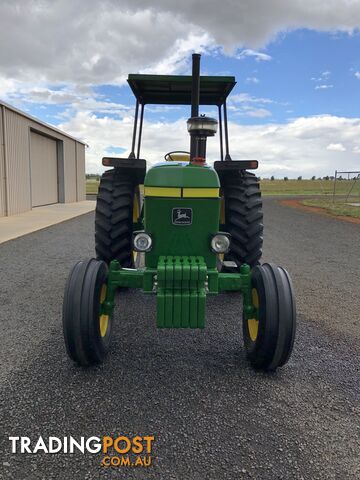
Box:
<box><xmin>30</xmin><ymin>131</ymin><xmax>58</xmax><ymax>207</ymax></box>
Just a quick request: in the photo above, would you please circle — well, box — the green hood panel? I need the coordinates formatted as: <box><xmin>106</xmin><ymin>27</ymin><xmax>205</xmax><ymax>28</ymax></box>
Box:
<box><xmin>144</xmin><ymin>162</ymin><xmax>220</xmax><ymax>188</ymax></box>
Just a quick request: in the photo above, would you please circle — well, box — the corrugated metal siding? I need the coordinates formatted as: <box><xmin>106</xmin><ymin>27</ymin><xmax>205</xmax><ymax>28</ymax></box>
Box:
<box><xmin>76</xmin><ymin>142</ymin><xmax>86</xmax><ymax>201</ymax></box>
<box><xmin>5</xmin><ymin>109</ymin><xmax>32</xmax><ymax>215</ymax></box>
<box><xmin>63</xmin><ymin>139</ymin><xmax>77</xmax><ymax>202</ymax></box>
<box><xmin>0</xmin><ymin>108</ymin><xmax>5</xmax><ymax>217</ymax></box>
<box><xmin>30</xmin><ymin>131</ymin><xmax>58</xmax><ymax>207</ymax></box>
<box><xmin>2</xmin><ymin>104</ymin><xmax>86</xmax><ymax>216</ymax></box>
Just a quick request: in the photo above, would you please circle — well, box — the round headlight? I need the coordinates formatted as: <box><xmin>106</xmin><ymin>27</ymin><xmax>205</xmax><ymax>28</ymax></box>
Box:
<box><xmin>211</xmin><ymin>234</ymin><xmax>230</xmax><ymax>254</ymax></box>
<box><xmin>133</xmin><ymin>232</ymin><xmax>152</xmax><ymax>252</ymax></box>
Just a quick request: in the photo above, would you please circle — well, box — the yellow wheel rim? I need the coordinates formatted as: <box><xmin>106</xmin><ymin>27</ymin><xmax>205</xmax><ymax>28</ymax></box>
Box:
<box><xmin>99</xmin><ymin>284</ymin><xmax>109</xmax><ymax>337</ymax></box>
<box><xmin>132</xmin><ymin>187</ymin><xmax>141</xmax><ymax>267</ymax></box>
<box><xmin>133</xmin><ymin>188</ymin><xmax>141</xmax><ymax>222</ymax></box>
<box><xmin>248</xmin><ymin>288</ymin><xmax>259</xmax><ymax>342</ymax></box>
<box><xmin>99</xmin><ymin>314</ymin><xmax>109</xmax><ymax>338</ymax></box>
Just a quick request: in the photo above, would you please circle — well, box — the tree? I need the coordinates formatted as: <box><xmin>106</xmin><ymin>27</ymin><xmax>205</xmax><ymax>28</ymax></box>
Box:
<box><xmin>271</xmin><ymin>175</ymin><xmax>275</xmax><ymax>181</ymax></box>
<box><xmin>284</xmin><ymin>176</ymin><xmax>288</xmax><ymax>181</ymax></box>
<box><xmin>311</xmin><ymin>176</ymin><xmax>316</xmax><ymax>181</ymax></box>
<box><xmin>297</xmin><ymin>176</ymin><xmax>302</xmax><ymax>181</ymax></box>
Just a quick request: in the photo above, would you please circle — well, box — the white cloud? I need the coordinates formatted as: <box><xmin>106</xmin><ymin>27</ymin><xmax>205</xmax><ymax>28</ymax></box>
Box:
<box><xmin>60</xmin><ymin>112</ymin><xmax>360</xmax><ymax>177</ymax></box>
<box><xmin>245</xmin><ymin>76</ymin><xmax>260</xmax><ymax>84</ymax></box>
<box><xmin>231</xmin><ymin>93</ymin><xmax>273</xmax><ymax>104</ymax></box>
<box><xmin>327</xmin><ymin>143</ymin><xmax>346</xmax><ymax>151</ymax></box>
<box><xmin>229</xmin><ymin>93</ymin><xmax>274</xmax><ymax>118</ymax></box>
<box><xmin>236</xmin><ymin>49</ymin><xmax>272</xmax><ymax>61</ymax></box>
<box><xmin>244</xmin><ymin>108</ymin><xmax>272</xmax><ymax>118</ymax></box>
<box><xmin>1</xmin><ymin>1</ymin><xmax>360</xmax><ymax>85</ymax></box>
<box><xmin>312</xmin><ymin>71</ymin><xmax>331</xmax><ymax>82</ymax></box>
<box><xmin>315</xmin><ymin>84</ymin><xmax>333</xmax><ymax>89</ymax></box>
<box><xmin>1</xmin><ymin>1</ymin><xmax>360</xmax><ymax>180</ymax></box>
<box><xmin>355</xmin><ymin>71</ymin><xmax>360</xmax><ymax>79</ymax></box>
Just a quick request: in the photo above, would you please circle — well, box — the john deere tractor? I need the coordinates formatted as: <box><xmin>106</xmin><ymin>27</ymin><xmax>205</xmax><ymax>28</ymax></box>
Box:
<box><xmin>63</xmin><ymin>54</ymin><xmax>296</xmax><ymax>371</ymax></box>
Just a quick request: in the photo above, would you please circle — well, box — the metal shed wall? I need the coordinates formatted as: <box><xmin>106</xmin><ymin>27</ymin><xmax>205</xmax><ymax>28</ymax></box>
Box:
<box><xmin>76</xmin><ymin>142</ymin><xmax>86</xmax><ymax>201</ymax></box>
<box><xmin>0</xmin><ymin>107</ymin><xmax>5</xmax><ymax>217</ymax></box>
<box><xmin>5</xmin><ymin>109</ymin><xmax>31</xmax><ymax>216</ymax></box>
<box><xmin>0</xmin><ymin>104</ymin><xmax>86</xmax><ymax>216</ymax></box>
<box><xmin>63</xmin><ymin>139</ymin><xmax>77</xmax><ymax>203</ymax></box>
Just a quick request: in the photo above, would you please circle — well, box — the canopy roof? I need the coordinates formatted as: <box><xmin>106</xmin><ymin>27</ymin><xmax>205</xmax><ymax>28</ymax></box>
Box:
<box><xmin>127</xmin><ymin>74</ymin><xmax>236</xmax><ymax>106</ymax></box>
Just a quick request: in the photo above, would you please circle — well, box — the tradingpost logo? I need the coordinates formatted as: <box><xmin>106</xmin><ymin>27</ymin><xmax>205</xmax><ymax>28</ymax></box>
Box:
<box><xmin>9</xmin><ymin>435</ymin><xmax>155</xmax><ymax>468</ymax></box>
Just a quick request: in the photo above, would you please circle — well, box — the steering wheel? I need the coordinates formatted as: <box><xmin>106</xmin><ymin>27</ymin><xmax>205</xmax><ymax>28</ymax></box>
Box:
<box><xmin>164</xmin><ymin>151</ymin><xmax>190</xmax><ymax>161</ymax></box>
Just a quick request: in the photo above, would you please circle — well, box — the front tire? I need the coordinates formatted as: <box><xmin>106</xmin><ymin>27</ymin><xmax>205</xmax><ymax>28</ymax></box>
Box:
<box><xmin>243</xmin><ymin>263</ymin><xmax>296</xmax><ymax>371</ymax></box>
<box><xmin>63</xmin><ymin>258</ymin><xmax>112</xmax><ymax>366</ymax></box>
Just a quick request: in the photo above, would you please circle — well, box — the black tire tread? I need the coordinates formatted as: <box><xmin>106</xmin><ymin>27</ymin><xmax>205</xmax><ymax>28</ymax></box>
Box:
<box><xmin>222</xmin><ymin>171</ymin><xmax>263</xmax><ymax>267</ymax></box>
<box><xmin>95</xmin><ymin>169</ymin><xmax>135</xmax><ymax>266</ymax></box>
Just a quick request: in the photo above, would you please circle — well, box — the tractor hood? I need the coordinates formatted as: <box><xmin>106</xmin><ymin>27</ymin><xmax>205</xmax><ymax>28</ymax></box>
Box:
<box><xmin>144</xmin><ymin>162</ymin><xmax>220</xmax><ymax>189</ymax></box>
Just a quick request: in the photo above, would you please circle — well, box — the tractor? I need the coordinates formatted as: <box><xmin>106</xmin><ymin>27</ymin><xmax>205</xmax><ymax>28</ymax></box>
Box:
<box><xmin>63</xmin><ymin>54</ymin><xmax>296</xmax><ymax>371</ymax></box>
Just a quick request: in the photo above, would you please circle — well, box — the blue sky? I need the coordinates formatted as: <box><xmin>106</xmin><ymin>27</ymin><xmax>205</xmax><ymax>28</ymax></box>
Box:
<box><xmin>1</xmin><ymin>1</ymin><xmax>360</xmax><ymax>177</ymax></box>
<box><xmin>20</xmin><ymin>29</ymin><xmax>360</xmax><ymax>125</ymax></box>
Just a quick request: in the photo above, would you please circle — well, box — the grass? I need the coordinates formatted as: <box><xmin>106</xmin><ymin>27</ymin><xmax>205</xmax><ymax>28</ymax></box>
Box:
<box><xmin>86</xmin><ymin>179</ymin><xmax>100</xmax><ymax>194</ymax></box>
<box><xmin>301</xmin><ymin>199</ymin><xmax>360</xmax><ymax>219</ymax></box>
<box><xmin>259</xmin><ymin>179</ymin><xmax>356</xmax><ymax>196</ymax></box>
<box><xmin>86</xmin><ymin>178</ymin><xmax>358</xmax><ymax>196</ymax></box>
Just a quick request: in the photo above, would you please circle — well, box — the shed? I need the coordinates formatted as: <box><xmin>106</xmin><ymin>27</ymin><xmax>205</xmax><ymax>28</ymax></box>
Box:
<box><xmin>0</xmin><ymin>100</ymin><xmax>86</xmax><ymax>217</ymax></box>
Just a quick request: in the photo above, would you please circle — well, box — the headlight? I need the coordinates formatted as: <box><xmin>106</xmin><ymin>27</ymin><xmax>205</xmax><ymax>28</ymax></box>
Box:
<box><xmin>211</xmin><ymin>233</ymin><xmax>231</xmax><ymax>253</ymax></box>
<box><xmin>133</xmin><ymin>232</ymin><xmax>152</xmax><ymax>252</ymax></box>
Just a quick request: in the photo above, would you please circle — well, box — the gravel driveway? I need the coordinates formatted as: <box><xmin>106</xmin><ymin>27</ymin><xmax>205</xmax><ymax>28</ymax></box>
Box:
<box><xmin>0</xmin><ymin>198</ymin><xmax>359</xmax><ymax>479</ymax></box>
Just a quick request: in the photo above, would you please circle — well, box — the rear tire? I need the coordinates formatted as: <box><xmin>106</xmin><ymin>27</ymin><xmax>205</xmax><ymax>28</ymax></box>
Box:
<box><xmin>222</xmin><ymin>171</ymin><xmax>263</xmax><ymax>267</ymax></box>
<box><xmin>63</xmin><ymin>258</ymin><xmax>112</xmax><ymax>366</ymax></box>
<box><xmin>95</xmin><ymin>169</ymin><xmax>139</xmax><ymax>267</ymax></box>
<box><xmin>243</xmin><ymin>263</ymin><xmax>296</xmax><ymax>371</ymax></box>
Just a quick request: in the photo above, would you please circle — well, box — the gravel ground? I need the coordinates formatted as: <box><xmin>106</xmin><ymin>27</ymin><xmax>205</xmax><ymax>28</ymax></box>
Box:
<box><xmin>0</xmin><ymin>198</ymin><xmax>359</xmax><ymax>480</ymax></box>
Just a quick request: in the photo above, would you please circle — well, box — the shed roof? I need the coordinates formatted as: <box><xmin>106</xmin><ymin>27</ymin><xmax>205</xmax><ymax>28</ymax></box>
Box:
<box><xmin>0</xmin><ymin>99</ymin><xmax>86</xmax><ymax>145</ymax></box>
<box><xmin>127</xmin><ymin>74</ymin><xmax>236</xmax><ymax>106</ymax></box>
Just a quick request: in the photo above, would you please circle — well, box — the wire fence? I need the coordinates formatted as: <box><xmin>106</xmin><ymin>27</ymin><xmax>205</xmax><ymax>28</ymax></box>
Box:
<box><xmin>332</xmin><ymin>170</ymin><xmax>360</xmax><ymax>204</ymax></box>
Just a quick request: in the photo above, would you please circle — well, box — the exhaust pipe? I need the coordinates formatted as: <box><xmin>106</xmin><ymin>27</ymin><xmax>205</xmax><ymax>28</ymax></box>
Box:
<box><xmin>189</xmin><ymin>53</ymin><xmax>218</xmax><ymax>163</ymax></box>
<box><xmin>190</xmin><ymin>54</ymin><xmax>201</xmax><ymax>159</ymax></box>
<box><xmin>191</xmin><ymin>53</ymin><xmax>201</xmax><ymax>118</ymax></box>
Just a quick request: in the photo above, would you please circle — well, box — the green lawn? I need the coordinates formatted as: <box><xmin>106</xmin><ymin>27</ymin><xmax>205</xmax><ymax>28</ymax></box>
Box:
<box><xmin>302</xmin><ymin>199</ymin><xmax>360</xmax><ymax>219</ymax></box>
<box><xmin>86</xmin><ymin>178</ymin><xmax>357</xmax><ymax>196</ymax></box>
<box><xmin>260</xmin><ymin>179</ymin><xmax>355</xmax><ymax>196</ymax></box>
<box><xmin>86</xmin><ymin>179</ymin><xmax>100</xmax><ymax>194</ymax></box>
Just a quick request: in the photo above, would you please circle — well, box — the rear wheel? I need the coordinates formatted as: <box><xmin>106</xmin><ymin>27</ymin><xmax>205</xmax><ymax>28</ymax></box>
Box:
<box><xmin>63</xmin><ymin>258</ymin><xmax>112</xmax><ymax>366</ymax></box>
<box><xmin>95</xmin><ymin>169</ymin><xmax>140</xmax><ymax>266</ymax></box>
<box><xmin>243</xmin><ymin>263</ymin><xmax>296</xmax><ymax>371</ymax></box>
<box><xmin>222</xmin><ymin>171</ymin><xmax>263</xmax><ymax>267</ymax></box>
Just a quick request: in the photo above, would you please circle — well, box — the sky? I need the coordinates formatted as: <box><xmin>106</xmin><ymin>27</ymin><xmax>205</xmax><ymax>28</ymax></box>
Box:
<box><xmin>1</xmin><ymin>0</ymin><xmax>360</xmax><ymax>178</ymax></box>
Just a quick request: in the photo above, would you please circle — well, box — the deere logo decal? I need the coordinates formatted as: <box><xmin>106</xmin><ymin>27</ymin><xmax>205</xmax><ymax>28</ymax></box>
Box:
<box><xmin>172</xmin><ymin>208</ymin><xmax>192</xmax><ymax>225</ymax></box>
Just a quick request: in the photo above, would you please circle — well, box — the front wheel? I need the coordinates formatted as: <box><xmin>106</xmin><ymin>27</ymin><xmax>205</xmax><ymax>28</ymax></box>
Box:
<box><xmin>243</xmin><ymin>263</ymin><xmax>296</xmax><ymax>371</ymax></box>
<box><xmin>63</xmin><ymin>258</ymin><xmax>112</xmax><ymax>366</ymax></box>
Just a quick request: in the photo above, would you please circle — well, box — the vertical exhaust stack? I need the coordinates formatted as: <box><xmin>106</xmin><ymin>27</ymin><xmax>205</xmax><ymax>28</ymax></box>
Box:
<box><xmin>188</xmin><ymin>53</ymin><xmax>218</xmax><ymax>163</ymax></box>
<box><xmin>191</xmin><ymin>53</ymin><xmax>201</xmax><ymax>118</ymax></box>
<box><xmin>190</xmin><ymin>53</ymin><xmax>201</xmax><ymax>160</ymax></box>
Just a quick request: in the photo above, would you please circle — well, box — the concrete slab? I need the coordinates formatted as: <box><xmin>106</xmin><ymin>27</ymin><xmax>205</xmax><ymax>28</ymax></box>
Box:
<box><xmin>0</xmin><ymin>201</ymin><xmax>95</xmax><ymax>244</ymax></box>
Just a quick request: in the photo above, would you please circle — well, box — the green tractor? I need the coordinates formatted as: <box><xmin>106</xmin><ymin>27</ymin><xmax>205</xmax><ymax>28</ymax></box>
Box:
<box><xmin>63</xmin><ymin>54</ymin><xmax>296</xmax><ymax>371</ymax></box>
